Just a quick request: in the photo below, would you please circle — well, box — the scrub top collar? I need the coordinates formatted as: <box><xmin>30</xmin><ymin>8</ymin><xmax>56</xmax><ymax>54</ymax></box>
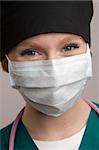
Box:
<box><xmin>13</xmin><ymin>108</ymin><xmax>99</xmax><ymax>150</ymax></box>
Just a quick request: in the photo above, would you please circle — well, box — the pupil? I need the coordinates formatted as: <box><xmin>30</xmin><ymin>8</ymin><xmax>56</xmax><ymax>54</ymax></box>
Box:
<box><xmin>32</xmin><ymin>51</ymin><xmax>35</xmax><ymax>55</ymax></box>
<box><xmin>67</xmin><ymin>46</ymin><xmax>71</xmax><ymax>50</ymax></box>
<box><xmin>26</xmin><ymin>50</ymin><xmax>36</xmax><ymax>55</ymax></box>
<box><xmin>65</xmin><ymin>46</ymin><xmax>72</xmax><ymax>51</ymax></box>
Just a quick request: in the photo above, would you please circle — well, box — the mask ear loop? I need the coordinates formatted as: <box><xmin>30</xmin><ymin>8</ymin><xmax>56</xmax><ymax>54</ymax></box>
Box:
<box><xmin>86</xmin><ymin>43</ymin><xmax>93</xmax><ymax>57</ymax></box>
<box><xmin>5</xmin><ymin>54</ymin><xmax>13</xmax><ymax>72</ymax></box>
<box><xmin>5</xmin><ymin>55</ymin><xmax>11</xmax><ymax>73</ymax></box>
<box><xmin>5</xmin><ymin>55</ymin><xmax>17</xmax><ymax>88</ymax></box>
<box><xmin>5</xmin><ymin>55</ymin><xmax>12</xmax><ymax>65</ymax></box>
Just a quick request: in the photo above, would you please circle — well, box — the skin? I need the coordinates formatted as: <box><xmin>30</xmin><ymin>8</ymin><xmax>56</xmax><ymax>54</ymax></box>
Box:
<box><xmin>8</xmin><ymin>33</ymin><xmax>91</xmax><ymax>141</ymax></box>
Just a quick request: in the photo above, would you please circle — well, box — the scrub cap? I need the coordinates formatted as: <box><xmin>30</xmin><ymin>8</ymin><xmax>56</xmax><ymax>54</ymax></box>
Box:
<box><xmin>1</xmin><ymin>1</ymin><xmax>93</xmax><ymax>60</ymax></box>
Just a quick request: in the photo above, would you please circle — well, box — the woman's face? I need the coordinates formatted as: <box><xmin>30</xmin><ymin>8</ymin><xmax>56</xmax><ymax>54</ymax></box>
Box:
<box><xmin>8</xmin><ymin>33</ymin><xmax>87</xmax><ymax>61</ymax></box>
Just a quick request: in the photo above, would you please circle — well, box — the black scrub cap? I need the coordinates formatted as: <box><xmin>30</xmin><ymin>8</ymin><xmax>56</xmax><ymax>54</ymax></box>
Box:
<box><xmin>1</xmin><ymin>1</ymin><xmax>93</xmax><ymax>61</ymax></box>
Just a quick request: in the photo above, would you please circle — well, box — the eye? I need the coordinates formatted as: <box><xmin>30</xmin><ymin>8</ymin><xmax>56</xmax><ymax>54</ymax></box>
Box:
<box><xmin>20</xmin><ymin>48</ymin><xmax>41</xmax><ymax>56</ymax></box>
<box><xmin>63</xmin><ymin>43</ymin><xmax>79</xmax><ymax>52</ymax></box>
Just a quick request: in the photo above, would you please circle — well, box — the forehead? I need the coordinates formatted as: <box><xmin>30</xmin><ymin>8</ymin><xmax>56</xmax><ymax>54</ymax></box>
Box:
<box><xmin>16</xmin><ymin>33</ymin><xmax>84</xmax><ymax>47</ymax></box>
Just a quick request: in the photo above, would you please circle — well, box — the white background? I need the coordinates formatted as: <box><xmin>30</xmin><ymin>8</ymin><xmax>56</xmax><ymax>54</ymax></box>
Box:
<box><xmin>0</xmin><ymin>0</ymin><xmax>99</xmax><ymax>129</ymax></box>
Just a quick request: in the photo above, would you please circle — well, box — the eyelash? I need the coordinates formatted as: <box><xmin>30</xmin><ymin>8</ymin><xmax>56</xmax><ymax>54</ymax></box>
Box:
<box><xmin>20</xmin><ymin>43</ymin><xmax>79</xmax><ymax>56</ymax></box>
<box><xmin>20</xmin><ymin>49</ymin><xmax>41</xmax><ymax>56</ymax></box>
<box><xmin>63</xmin><ymin>43</ymin><xmax>79</xmax><ymax>52</ymax></box>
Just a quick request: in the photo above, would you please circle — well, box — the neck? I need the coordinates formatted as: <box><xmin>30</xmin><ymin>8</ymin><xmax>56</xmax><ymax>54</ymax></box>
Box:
<box><xmin>22</xmin><ymin>98</ymin><xmax>91</xmax><ymax>141</ymax></box>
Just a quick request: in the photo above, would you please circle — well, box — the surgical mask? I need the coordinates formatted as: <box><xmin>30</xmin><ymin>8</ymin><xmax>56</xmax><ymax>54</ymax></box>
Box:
<box><xmin>7</xmin><ymin>44</ymin><xmax>92</xmax><ymax>117</ymax></box>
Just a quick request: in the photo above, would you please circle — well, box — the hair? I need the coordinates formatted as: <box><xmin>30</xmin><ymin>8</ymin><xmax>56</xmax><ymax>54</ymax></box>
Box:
<box><xmin>1</xmin><ymin>57</ymin><xmax>8</xmax><ymax>72</ymax></box>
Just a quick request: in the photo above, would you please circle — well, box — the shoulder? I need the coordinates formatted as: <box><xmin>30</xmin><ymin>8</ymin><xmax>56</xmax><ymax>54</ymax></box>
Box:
<box><xmin>79</xmin><ymin>102</ymin><xmax>99</xmax><ymax>149</ymax></box>
<box><xmin>0</xmin><ymin>122</ymin><xmax>13</xmax><ymax>149</ymax></box>
<box><xmin>88</xmin><ymin>102</ymin><xmax>99</xmax><ymax>136</ymax></box>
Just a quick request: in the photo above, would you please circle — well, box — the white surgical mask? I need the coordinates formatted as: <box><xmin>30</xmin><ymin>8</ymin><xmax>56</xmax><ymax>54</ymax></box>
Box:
<box><xmin>7</xmin><ymin>44</ymin><xmax>92</xmax><ymax>117</ymax></box>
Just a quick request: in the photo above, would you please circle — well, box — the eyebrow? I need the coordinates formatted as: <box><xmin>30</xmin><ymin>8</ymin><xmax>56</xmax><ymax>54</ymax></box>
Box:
<box><xmin>59</xmin><ymin>36</ymin><xmax>84</xmax><ymax>45</ymax></box>
<box><xmin>16</xmin><ymin>41</ymin><xmax>45</xmax><ymax>51</ymax></box>
<box><xmin>15</xmin><ymin>35</ymin><xmax>84</xmax><ymax>51</ymax></box>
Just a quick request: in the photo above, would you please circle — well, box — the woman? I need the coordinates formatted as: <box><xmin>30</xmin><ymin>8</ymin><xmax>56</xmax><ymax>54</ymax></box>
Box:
<box><xmin>0</xmin><ymin>1</ymin><xmax>99</xmax><ymax>150</ymax></box>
